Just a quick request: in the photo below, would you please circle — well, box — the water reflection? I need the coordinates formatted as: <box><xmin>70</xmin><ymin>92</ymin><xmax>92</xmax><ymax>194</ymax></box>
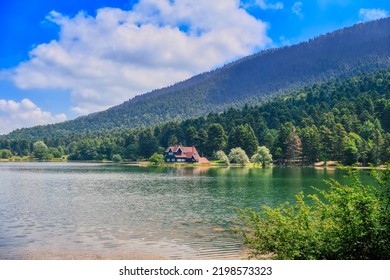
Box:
<box><xmin>0</xmin><ymin>162</ymin><xmax>371</xmax><ymax>259</ymax></box>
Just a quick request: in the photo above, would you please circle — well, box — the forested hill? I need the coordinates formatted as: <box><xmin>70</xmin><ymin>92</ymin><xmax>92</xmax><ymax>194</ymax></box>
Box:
<box><xmin>1</xmin><ymin>70</ymin><xmax>389</xmax><ymax>166</ymax></box>
<box><xmin>5</xmin><ymin>17</ymin><xmax>390</xmax><ymax>138</ymax></box>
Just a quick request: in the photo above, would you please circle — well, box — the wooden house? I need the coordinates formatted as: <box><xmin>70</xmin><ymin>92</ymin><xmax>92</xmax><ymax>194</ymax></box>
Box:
<box><xmin>164</xmin><ymin>146</ymin><xmax>209</xmax><ymax>164</ymax></box>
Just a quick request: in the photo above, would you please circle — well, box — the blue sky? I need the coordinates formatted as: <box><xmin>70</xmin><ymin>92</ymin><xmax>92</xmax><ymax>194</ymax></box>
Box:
<box><xmin>0</xmin><ymin>0</ymin><xmax>389</xmax><ymax>134</ymax></box>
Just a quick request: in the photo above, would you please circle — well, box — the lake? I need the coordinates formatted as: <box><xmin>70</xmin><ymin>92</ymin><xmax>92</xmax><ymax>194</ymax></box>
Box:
<box><xmin>0</xmin><ymin>162</ymin><xmax>371</xmax><ymax>259</ymax></box>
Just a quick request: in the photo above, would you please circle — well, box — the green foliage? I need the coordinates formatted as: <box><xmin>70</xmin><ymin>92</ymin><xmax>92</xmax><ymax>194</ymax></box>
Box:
<box><xmin>1</xmin><ymin>70</ymin><xmax>389</xmax><ymax>165</ymax></box>
<box><xmin>238</xmin><ymin>168</ymin><xmax>390</xmax><ymax>260</ymax></box>
<box><xmin>205</xmin><ymin>123</ymin><xmax>227</xmax><ymax>156</ymax></box>
<box><xmin>185</xmin><ymin>126</ymin><xmax>198</xmax><ymax>146</ymax></box>
<box><xmin>33</xmin><ymin>141</ymin><xmax>48</xmax><ymax>160</ymax></box>
<box><xmin>227</xmin><ymin>124</ymin><xmax>258</xmax><ymax>158</ymax></box>
<box><xmin>228</xmin><ymin>147</ymin><xmax>250</xmax><ymax>165</ymax></box>
<box><xmin>138</xmin><ymin>130</ymin><xmax>158</xmax><ymax>159</ymax></box>
<box><xmin>301</xmin><ymin>125</ymin><xmax>320</xmax><ymax>164</ymax></box>
<box><xmin>214</xmin><ymin>150</ymin><xmax>229</xmax><ymax>165</ymax></box>
<box><xmin>68</xmin><ymin>139</ymin><xmax>101</xmax><ymax>160</ymax></box>
<box><xmin>251</xmin><ymin>146</ymin><xmax>272</xmax><ymax>167</ymax></box>
<box><xmin>0</xmin><ymin>149</ymin><xmax>12</xmax><ymax>159</ymax></box>
<box><xmin>149</xmin><ymin>153</ymin><xmax>164</xmax><ymax>164</ymax></box>
<box><xmin>49</xmin><ymin>147</ymin><xmax>63</xmax><ymax>158</ymax></box>
<box><xmin>124</xmin><ymin>143</ymin><xmax>140</xmax><ymax>161</ymax></box>
<box><xmin>342</xmin><ymin>132</ymin><xmax>362</xmax><ymax>165</ymax></box>
<box><xmin>112</xmin><ymin>154</ymin><xmax>122</xmax><ymax>162</ymax></box>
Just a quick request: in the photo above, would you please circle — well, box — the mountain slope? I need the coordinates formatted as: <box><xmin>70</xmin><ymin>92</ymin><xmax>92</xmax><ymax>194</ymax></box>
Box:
<box><xmin>6</xmin><ymin>17</ymin><xmax>390</xmax><ymax>139</ymax></box>
<box><xmin>2</xmin><ymin>70</ymin><xmax>389</xmax><ymax>165</ymax></box>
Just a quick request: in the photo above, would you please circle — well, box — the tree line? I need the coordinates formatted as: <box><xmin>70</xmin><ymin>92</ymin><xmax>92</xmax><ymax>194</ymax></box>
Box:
<box><xmin>1</xmin><ymin>70</ymin><xmax>389</xmax><ymax>165</ymax></box>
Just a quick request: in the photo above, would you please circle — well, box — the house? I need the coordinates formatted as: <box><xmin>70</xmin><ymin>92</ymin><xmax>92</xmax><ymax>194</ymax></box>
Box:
<box><xmin>165</xmin><ymin>146</ymin><xmax>210</xmax><ymax>164</ymax></box>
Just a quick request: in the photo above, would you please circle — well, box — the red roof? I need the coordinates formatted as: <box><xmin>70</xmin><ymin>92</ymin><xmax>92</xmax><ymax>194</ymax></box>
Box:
<box><xmin>166</xmin><ymin>146</ymin><xmax>209</xmax><ymax>163</ymax></box>
<box><xmin>166</xmin><ymin>146</ymin><xmax>196</xmax><ymax>153</ymax></box>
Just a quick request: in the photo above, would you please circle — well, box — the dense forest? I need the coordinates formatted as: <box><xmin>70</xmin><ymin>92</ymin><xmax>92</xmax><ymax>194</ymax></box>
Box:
<box><xmin>4</xmin><ymin>17</ymin><xmax>390</xmax><ymax>138</ymax></box>
<box><xmin>1</xmin><ymin>70</ymin><xmax>389</xmax><ymax>166</ymax></box>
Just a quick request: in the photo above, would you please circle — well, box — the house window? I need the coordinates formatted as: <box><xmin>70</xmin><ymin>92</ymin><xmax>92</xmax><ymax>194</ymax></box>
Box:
<box><xmin>167</xmin><ymin>158</ymin><xmax>170</xmax><ymax>162</ymax></box>
<box><xmin>168</xmin><ymin>152</ymin><xmax>173</xmax><ymax>155</ymax></box>
<box><xmin>172</xmin><ymin>158</ymin><xmax>176</xmax><ymax>162</ymax></box>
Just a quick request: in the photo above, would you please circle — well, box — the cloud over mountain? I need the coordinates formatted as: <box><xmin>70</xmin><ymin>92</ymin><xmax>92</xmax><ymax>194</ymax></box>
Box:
<box><xmin>10</xmin><ymin>0</ymin><xmax>270</xmax><ymax>115</ymax></box>
<box><xmin>0</xmin><ymin>98</ymin><xmax>66</xmax><ymax>134</ymax></box>
<box><xmin>359</xmin><ymin>8</ymin><xmax>389</xmax><ymax>22</ymax></box>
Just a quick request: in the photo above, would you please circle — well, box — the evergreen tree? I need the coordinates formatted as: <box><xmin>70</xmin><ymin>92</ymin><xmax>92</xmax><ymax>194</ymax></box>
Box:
<box><xmin>205</xmin><ymin>123</ymin><xmax>227</xmax><ymax>156</ymax></box>
<box><xmin>227</xmin><ymin>124</ymin><xmax>258</xmax><ymax>158</ymax></box>
<box><xmin>319</xmin><ymin>125</ymin><xmax>334</xmax><ymax>162</ymax></box>
<box><xmin>167</xmin><ymin>135</ymin><xmax>179</xmax><ymax>146</ymax></box>
<box><xmin>185</xmin><ymin>126</ymin><xmax>198</xmax><ymax>146</ymax></box>
<box><xmin>139</xmin><ymin>130</ymin><xmax>158</xmax><ymax>159</ymax></box>
<box><xmin>196</xmin><ymin>128</ymin><xmax>208</xmax><ymax>155</ymax></box>
<box><xmin>301</xmin><ymin>125</ymin><xmax>320</xmax><ymax>164</ymax></box>
<box><xmin>333</xmin><ymin>123</ymin><xmax>348</xmax><ymax>161</ymax></box>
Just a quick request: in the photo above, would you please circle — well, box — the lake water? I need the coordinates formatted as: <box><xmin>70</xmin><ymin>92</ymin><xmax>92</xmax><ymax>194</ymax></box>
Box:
<box><xmin>0</xmin><ymin>162</ymin><xmax>371</xmax><ymax>259</ymax></box>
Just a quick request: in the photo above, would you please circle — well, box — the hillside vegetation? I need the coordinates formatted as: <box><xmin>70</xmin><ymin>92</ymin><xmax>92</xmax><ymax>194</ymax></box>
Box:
<box><xmin>5</xmin><ymin>18</ymin><xmax>390</xmax><ymax>138</ymax></box>
<box><xmin>1</xmin><ymin>70</ymin><xmax>389</xmax><ymax>166</ymax></box>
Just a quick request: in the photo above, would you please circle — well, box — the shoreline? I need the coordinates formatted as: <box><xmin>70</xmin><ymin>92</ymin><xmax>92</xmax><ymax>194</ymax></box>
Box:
<box><xmin>0</xmin><ymin>158</ymin><xmax>387</xmax><ymax>170</ymax></box>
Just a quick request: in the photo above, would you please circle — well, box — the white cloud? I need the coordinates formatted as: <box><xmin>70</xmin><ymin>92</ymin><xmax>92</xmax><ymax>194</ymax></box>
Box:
<box><xmin>359</xmin><ymin>8</ymin><xmax>389</xmax><ymax>22</ymax></box>
<box><xmin>9</xmin><ymin>0</ymin><xmax>271</xmax><ymax>115</ymax></box>
<box><xmin>242</xmin><ymin>0</ymin><xmax>284</xmax><ymax>10</ymax></box>
<box><xmin>0</xmin><ymin>98</ymin><xmax>67</xmax><ymax>134</ymax></box>
<box><xmin>253</xmin><ymin>0</ymin><xmax>284</xmax><ymax>10</ymax></box>
<box><xmin>292</xmin><ymin>2</ymin><xmax>303</xmax><ymax>18</ymax></box>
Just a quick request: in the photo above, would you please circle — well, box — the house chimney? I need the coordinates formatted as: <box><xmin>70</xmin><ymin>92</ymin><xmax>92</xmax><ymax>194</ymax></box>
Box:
<box><xmin>192</xmin><ymin>145</ymin><xmax>195</xmax><ymax>153</ymax></box>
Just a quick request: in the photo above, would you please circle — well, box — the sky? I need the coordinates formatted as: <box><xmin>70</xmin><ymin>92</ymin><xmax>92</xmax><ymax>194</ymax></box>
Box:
<box><xmin>0</xmin><ymin>0</ymin><xmax>389</xmax><ymax>134</ymax></box>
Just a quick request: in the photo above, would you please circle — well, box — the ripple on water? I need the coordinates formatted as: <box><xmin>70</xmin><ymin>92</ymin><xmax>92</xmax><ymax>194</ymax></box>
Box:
<box><xmin>1</xmin><ymin>163</ymin><xmax>317</xmax><ymax>259</ymax></box>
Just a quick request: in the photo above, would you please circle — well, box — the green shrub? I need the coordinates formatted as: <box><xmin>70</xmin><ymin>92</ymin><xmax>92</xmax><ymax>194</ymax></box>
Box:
<box><xmin>112</xmin><ymin>154</ymin><xmax>122</xmax><ymax>162</ymax></box>
<box><xmin>251</xmin><ymin>146</ymin><xmax>272</xmax><ymax>167</ymax></box>
<box><xmin>238</xmin><ymin>167</ymin><xmax>390</xmax><ymax>260</ymax></box>
<box><xmin>149</xmin><ymin>153</ymin><xmax>164</xmax><ymax>164</ymax></box>
<box><xmin>228</xmin><ymin>147</ymin><xmax>250</xmax><ymax>165</ymax></box>
<box><xmin>214</xmin><ymin>150</ymin><xmax>229</xmax><ymax>165</ymax></box>
<box><xmin>0</xmin><ymin>149</ymin><xmax>12</xmax><ymax>159</ymax></box>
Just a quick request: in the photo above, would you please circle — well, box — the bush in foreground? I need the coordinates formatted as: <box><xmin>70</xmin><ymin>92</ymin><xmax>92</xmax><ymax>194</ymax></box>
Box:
<box><xmin>238</xmin><ymin>167</ymin><xmax>390</xmax><ymax>260</ymax></box>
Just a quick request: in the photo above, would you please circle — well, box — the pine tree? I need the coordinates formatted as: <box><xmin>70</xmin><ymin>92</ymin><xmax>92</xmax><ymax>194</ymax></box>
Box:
<box><xmin>227</xmin><ymin>124</ymin><xmax>258</xmax><ymax>158</ymax></box>
<box><xmin>205</xmin><ymin>123</ymin><xmax>227</xmax><ymax>156</ymax></box>
<box><xmin>301</xmin><ymin>125</ymin><xmax>320</xmax><ymax>164</ymax></box>
<box><xmin>185</xmin><ymin>126</ymin><xmax>198</xmax><ymax>146</ymax></box>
